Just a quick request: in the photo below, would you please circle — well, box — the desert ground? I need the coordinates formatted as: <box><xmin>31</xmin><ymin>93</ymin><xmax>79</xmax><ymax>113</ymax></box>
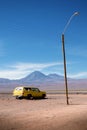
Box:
<box><xmin>0</xmin><ymin>93</ymin><xmax>87</xmax><ymax>130</ymax></box>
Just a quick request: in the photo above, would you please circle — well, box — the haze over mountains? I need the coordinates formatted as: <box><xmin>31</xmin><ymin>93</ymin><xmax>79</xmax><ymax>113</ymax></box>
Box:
<box><xmin>0</xmin><ymin>71</ymin><xmax>87</xmax><ymax>92</ymax></box>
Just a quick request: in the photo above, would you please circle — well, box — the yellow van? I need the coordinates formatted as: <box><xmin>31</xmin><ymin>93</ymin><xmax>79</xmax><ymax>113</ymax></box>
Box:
<box><xmin>13</xmin><ymin>87</ymin><xmax>46</xmax><ymax>99</ymax></box>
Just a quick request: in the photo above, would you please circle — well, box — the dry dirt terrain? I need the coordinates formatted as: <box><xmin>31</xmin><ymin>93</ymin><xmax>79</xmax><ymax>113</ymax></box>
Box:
<box><xmin>0</xmin><ymin>93</ymin><xmax>87</xmax><ymax>130</ymax></box>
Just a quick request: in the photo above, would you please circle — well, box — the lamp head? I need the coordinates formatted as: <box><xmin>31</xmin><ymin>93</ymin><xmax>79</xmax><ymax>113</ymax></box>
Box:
<box><xmin>74</xmin><ymin>12</ymin><xmax>79</xmax><ymax>15</ymax></box>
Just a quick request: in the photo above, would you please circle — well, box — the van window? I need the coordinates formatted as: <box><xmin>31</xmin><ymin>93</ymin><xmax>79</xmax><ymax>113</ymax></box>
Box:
<box><xmin>24</xmin><ymin>88</ymin><xmax>31</xmax><ymax>91</ymax></box>
<box><xmin>31</xmin><ymin>88</ymin><xmax>40</xmax><ymax>92</ymax></box>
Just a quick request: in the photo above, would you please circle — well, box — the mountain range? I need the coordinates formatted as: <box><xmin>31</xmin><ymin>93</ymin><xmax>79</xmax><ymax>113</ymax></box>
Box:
<box><xmin>0</xmin><ymin>71</ymin><xmax>87</xmax><ymax>92</ymax></box>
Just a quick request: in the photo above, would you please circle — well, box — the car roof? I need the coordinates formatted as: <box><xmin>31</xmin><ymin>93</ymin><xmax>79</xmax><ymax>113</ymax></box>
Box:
<box><xmin>16</xmin><ymin>86</ymin><xmax>38</xmax><ymax>89</ymax></box>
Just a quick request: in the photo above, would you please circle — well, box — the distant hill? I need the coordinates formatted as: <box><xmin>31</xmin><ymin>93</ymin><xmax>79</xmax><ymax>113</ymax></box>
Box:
<box><xmin>20</xmin><ymin>71</ymin><xmax>65</xmax><ymax>82</ymax></box>
<box><xmin>0</xmin><ymin>71</ymin><xmax>87</xmax><ymax>92</ymax></box>
<box><xmin>48</xmin><ymin>74</ymin><xmax>64</xmax><ymax>80</ymax></box>
<box><xmin>20</xmin><ymin>71</ymin><xmax>48</xmax><ymax>82</ymax></box>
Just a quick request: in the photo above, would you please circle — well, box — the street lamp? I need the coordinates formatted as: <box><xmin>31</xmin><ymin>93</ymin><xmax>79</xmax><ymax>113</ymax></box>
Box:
<box><xmin>62</xmin><ymin>12</ymin><xmax>79</xmax><ymax>105</ymax></box>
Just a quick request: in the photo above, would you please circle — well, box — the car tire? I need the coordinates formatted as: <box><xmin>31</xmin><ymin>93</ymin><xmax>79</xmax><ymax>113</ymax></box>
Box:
<box><xmin>42</xmin><ymin>94</ymin><xmax>46</xmax><ymax>99</ymax></box>
<box><xmin>27</xmin><ymin>94</ymin><xmax>33</xmax><ymax>100</ymax></box>
<box><xmin>16</xmin><ymin>96</ymin><xmax>23</xmax><ymax>100</ymax></box>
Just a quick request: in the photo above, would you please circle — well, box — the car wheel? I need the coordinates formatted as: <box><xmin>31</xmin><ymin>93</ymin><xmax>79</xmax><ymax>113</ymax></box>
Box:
<box><xmin>16</xmin><ymin>96</ymin><xmax>23</xmax><ymax>99</ymax></box>
<box><xmin>42</xmin><ymin>94</ymin><xmax>46</xmax><ymax>99</ymax></box>
<box><xmin>27</xmin><ymin>94</ymin><xmax>33</xmax><ymax>100</ymax></box>
<box><xmin>16</xmin><ymin>96</ymin><xmax>19</xmax><ymax>99</ymax></box>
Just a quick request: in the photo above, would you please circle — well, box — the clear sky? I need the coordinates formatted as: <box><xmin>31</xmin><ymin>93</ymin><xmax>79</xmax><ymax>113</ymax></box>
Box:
<box><xmin>0</xmin><ymin>0</ymin><xmax>87</xmax><ymax>79</ymax></box>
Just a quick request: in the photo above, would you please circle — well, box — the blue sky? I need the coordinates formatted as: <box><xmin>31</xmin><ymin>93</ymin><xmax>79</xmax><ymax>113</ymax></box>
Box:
<box><xmin>0</xmin><ymin>0</ymin><xmax>87</xmax><ymax>79</ymax></box>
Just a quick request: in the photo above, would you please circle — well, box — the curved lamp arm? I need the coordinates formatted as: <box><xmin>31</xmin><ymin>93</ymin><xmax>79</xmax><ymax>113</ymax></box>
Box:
<box><xmin>63</xmin><ymin>12</ymin><xmax>79</xmax><ymax>34</ymax></box>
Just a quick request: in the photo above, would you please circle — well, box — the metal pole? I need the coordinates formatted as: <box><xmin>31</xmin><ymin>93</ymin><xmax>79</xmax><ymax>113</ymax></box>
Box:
<box><xmin>62</xmin><ymin>34</ymin><xmax>69</xmax><ymax>105</ymax></box>
<box><xmin>61</xmin><ymin>12</ymin><xmax>79</xmax><ymax>105</ymax></box>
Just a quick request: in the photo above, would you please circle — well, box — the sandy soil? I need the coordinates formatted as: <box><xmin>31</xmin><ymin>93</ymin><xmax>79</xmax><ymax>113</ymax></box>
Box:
<box><xmin>0</xmin><ymin>93</ymin><xmax>87</xmax><ymax>130</ymax></box>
